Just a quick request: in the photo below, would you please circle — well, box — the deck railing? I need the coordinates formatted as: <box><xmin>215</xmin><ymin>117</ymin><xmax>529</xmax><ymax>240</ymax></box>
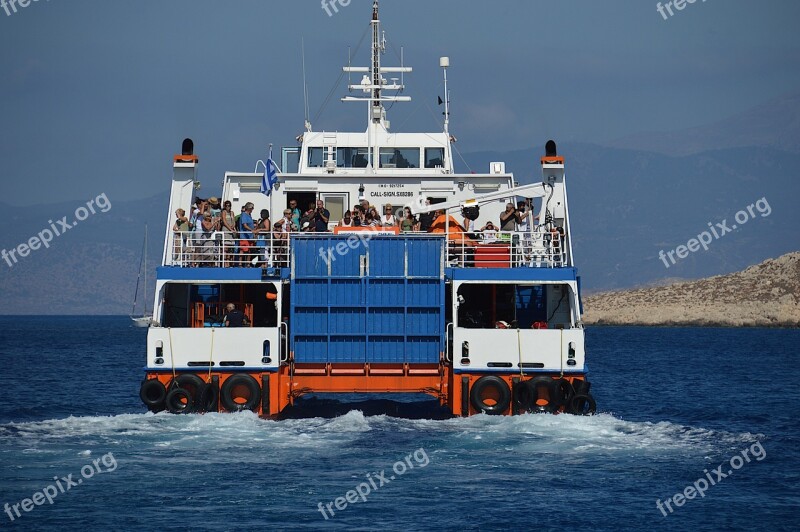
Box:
<box><xmin>166</xmin><ymin>229</ymin><xmax>567</xmax><ymax>269</ymax></box>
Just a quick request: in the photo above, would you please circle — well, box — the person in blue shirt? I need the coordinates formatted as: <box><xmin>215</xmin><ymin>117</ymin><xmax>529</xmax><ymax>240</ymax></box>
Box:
<box><xmin>239</xmin><ymin>202</ymin><xmax>255</xmax><ymax>263</ymax></box>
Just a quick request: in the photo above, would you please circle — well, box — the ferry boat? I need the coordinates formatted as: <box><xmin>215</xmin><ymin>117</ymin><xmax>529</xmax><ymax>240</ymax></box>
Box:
<box><xmin>138</xmin><ymin>1</ymin><xmax>595</xmax><ymax>417</ymax></box>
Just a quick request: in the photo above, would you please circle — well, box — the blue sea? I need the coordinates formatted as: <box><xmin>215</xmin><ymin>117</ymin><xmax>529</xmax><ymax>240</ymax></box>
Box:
<box><xmin>0</xmin><ymin>317</ymin><xmax>797</xmax><ymax>530</ymax></box>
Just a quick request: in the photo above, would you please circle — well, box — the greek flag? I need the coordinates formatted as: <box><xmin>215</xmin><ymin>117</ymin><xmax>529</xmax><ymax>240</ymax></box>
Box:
<box><xmin>261</xmin><ymin>158</ymin><xmax>279</xmax><ymax>197</ymax></box>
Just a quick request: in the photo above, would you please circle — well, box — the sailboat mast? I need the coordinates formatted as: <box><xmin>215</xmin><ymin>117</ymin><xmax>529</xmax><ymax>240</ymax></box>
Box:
<box><xmin>144</xmin><ymin>223</ymin><xmax>148</xmax><ymax>315</ymax></box>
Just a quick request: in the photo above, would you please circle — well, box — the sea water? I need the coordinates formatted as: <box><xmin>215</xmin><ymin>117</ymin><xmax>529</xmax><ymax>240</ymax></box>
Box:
<box><xmin>0</xmin><ymin>317</ymin><xmax>797</xmax><ymax>530</ymax></box>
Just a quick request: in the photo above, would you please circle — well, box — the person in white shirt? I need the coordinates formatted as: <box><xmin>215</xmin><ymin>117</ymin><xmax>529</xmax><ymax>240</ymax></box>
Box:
<box><xmin>339</xmin><ymin>210</ymin><xmax>354</xmax><ymax>227</ymax></box>
<box><xmin>381</xmin><ymin>204</ymin><xmax>397</xmax><ymax>227</ymax></box>
<box><xmin>480</xmin><ymin>221</ymin><xmax>498</xmax><ymax>243</ymax></box>
<box><xmin>516</xmin><ymin>199</ymin><xmax>538</xmax><ymax>263</ymax></box>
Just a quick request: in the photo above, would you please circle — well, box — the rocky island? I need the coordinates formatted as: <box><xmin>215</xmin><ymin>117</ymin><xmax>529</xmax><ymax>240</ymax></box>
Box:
<box><xmin>583</xmin><ymin>252</ymin><xmax>800</xmax><ymax>327</ymax></box>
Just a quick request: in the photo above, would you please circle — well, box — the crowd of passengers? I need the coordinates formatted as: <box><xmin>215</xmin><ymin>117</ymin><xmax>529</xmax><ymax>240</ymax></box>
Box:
<box><xmin>172</xmin><ymin>196</ymin><xmax>560</xmax><ymax>266</ymax></box>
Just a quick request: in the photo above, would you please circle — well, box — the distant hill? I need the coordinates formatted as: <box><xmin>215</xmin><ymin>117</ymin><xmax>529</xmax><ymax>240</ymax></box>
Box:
<box><xmin>3</xmin><ymin>91</ymin><xmax>800</xmax><ymax>314</ymax></box>
<box><xmin>604</xmin><ymin>90</ymin><xmax>800</xmax><ymax>156</ymax></box>
<box><xmin>582</xmin><ymin>252</ymin><xmax>800</xmax><ymax>327</ymax></box>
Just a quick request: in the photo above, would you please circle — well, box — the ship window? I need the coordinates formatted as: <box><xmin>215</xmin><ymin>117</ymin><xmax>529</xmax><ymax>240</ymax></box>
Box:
<box><xmin>282</xmin><ymin>147</ymin><xmax>300</xmax><ymax>173</ymax></box>
<box><xmin>379</xmin><ymin>148</ymin><xmax>419</xmax><ymax>169</ymax></box>
<box><xmin>308</xmin><ymin>147</ymin><xmax>325</xmax><ymax>168</ymax></box>
<box><xmin>425</xmin><ymin>148</ymin><xmax>445</xmax><ymax>168</ymax></box>
<box><xmin>336</xmin><ymin>147</ymin><xmax>369</xmax><ymax>168</ymax></box>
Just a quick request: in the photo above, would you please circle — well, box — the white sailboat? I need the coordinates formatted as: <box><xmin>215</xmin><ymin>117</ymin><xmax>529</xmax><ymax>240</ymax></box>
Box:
<box><xmin>130</xmin><ymin>224</ymin><xmax>153</xmax><ymax>327</ymax></box>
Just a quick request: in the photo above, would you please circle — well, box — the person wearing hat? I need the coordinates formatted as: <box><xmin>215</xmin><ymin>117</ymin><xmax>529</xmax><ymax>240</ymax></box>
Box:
<box><xmin>207</xmin><ymin>197</ymin><xmax>222</xmax><ymax>217</ymax></box>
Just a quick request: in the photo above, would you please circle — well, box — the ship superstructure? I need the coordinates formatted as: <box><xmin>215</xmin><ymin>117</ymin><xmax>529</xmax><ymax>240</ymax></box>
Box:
<box><xmin>139</xmin><ymin>1</ymin><xmax>595</xmax><ymax>417</ymax></box>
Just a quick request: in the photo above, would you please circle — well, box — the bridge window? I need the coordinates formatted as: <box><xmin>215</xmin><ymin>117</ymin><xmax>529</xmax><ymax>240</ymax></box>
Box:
<box><xmin>425</xmin><ymin>148</ymin><xmax>445</xmax><ymax>168</ymax></box>
<box><xmin>336</xmin><ymin>147</ymin><xmax>370</xmax><ymax>168</ymax></box>
<box><xmin>379</xmin><ymin>148</ymin><xmax>419</xmax><ymax>169</ymax></box>
<box><xmin>308</xmin><ymin>147</ymin><xmax>325</xmax><ymax>168</ymax></box>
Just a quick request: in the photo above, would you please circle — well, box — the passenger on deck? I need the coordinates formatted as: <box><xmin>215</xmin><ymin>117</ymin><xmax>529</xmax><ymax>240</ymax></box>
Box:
<box><xmin>500</xmin><ymin>203</ymin><xmax>516</xmax><ymax>231</ymax></box>
<box><xmin>255</xmin><ymin>209</ymin><xmax>271</xmax><ymax>264</ymax></box>
<box><xmin>516</xmin><ymin>199</ymin><xmax>536</xmax><ymax>262</ymax></box>
<box><xmin>400</xmin><ymin>207</ymin><xmax>418</xmax><ymax>232</ymax></box>
<box><xmin>221</xmin><ymin>201</ymin><xmax>236</xmax><ymax>266</ymax></box>
<box><xmin>224</xmin><ymin>304</ymin><xmax>246</xmax><ymax>327</ymax></box>
<box><xmin>300</xmin><ymin>203</ymin><xmax>315</xmax><ymax>231</ymax></box>
<box><xmin>314</xmin><ymin>199</ymin><xmax>330</xmax><ymax>232</ymax></box>
<box><xmin>172</xmin><ymin>209</ymin><xmax>190</xmax><ymax>262</ymax></box>
<box><xmin>288</xmin><ymin>200</ymin><xmax>301</xmax><ymax>228</ymax></box>
<box><xmin>418</xmin><ymin>197</ymin><xmax>434</xmax><ymax>232</ymax></box>
<box><xmin>239</xmin><ymin>202</ymin><xmax>255</xmax><ymax>265</ymax></box>
<box><xmin>276</xmin><ymin>209</ymin><xmax>293</xmax><ymax>234</ymax></box>
<box><xmin>198</xmin><ymin>203</ymin><xmax>219</xmax><ymax>266</ymax></box>
<box><xmin>480</xmin><ymin>221</ymin><xmax>498</xmax><ymax>243</ymax></box>
<box><xmin>340</xmin><ymin>210</ymin><xmax>354</xmax><ymax>227</ymax></box>
<box><xmin>381</xmin><ymin>204</ymin><xmax>397</xmax><ymax>227</ymax></box>
<box><xmin>364</xmin><ymin>211</ymin><xmax>379</xmax><ymax>227</ymax></box>
<box><xmin>190</xmin><ymin>200</ymin><xmax>206</xmax><ymax>266</ymax></box>
<box><xmin>189</xmin><ymin>197</ymin><xmax>205</xmax><ymax>229</ymax></box>
<box><xmin>208</xmin><ymin>197</ymin><xmax>222</xmax><ymax>217</ymax></box>
<box><xmin>351</xmin><ymin>206</ymin><xmax>364</xmax><ymax>226</ymax></box>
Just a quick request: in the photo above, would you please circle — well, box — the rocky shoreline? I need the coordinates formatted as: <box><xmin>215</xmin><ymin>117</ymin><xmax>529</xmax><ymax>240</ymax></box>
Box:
<box><xmin>582</xmin><ymin>252</ymin><xmax>800</xmax><ymax>328</ymax></box>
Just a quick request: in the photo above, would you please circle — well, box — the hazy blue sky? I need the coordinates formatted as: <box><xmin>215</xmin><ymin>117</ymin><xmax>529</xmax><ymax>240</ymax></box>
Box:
<box><xmin>2</xmin><ymin>0</ymin><xmax>799</xmax><ymax>204</ymax></box>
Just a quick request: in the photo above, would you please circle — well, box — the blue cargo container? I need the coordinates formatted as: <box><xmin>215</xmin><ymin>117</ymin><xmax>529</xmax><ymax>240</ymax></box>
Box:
<box><xmin>291</xmin><ymin>236</ymin><xmax>445</xmax><ymax>364</ymax></box>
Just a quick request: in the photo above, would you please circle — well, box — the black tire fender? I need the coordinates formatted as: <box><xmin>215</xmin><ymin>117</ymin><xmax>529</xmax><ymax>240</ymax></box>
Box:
<box><xmin>169</xmin><ymin>374</ymin><xmax>206</xmax><ymax>409</ymax></box>
<box><xmin>165</xmin><ymin>387</ymin><xmax>194</xmax><ymax>414</ymax></box>
<box><xmin>470</xmin><ymin>376</ymin><xmax>511</xmax><ymax>415</ymax></box>
<box><xmin>569</xmin><ymin>393</ymin><xmax>597</xmax><ymax>416</ymax></box>
<box><xmin>527</xmin><ymin>377</ymin><xmax>558</xmax><ymax>413</ymax></box>
<box><xmin>552</xmin><ymin>378</ymin><xmax>575</xmax><ymax>408</ymax></box>
<box><xmin>220</xmin><ymin>374</ymin><xmax>261</xmax><ymax>412</ymax></box>
<box><xmin>513</xmin><ymin>379</ymin><xmax>534</xmax><ymax>411</ymax></box>
<box><xmin>140</xmin><ymin>379</ymin><xmax>166</xmax><ymax>411</ymax></box>
<box><xmin>198</xmin><ymin>381</ymin><xmax>219</xmax><ymax>413</ymax></box>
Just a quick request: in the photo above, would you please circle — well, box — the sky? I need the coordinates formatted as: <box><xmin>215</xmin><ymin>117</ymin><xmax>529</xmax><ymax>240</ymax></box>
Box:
<box><xmin>1</xmin><ymin>0</ymin><xmax>799</xmax><ymax>205</ymax></box>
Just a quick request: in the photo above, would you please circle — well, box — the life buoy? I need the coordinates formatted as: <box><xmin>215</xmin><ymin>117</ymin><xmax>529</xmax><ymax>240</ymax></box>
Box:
<box><xmin>568</xmin><ymin>393</ymin><xmax>597</xmax><ymax>415</ymax></box>
<box><xmin>470</xmin><ymin>376</ymin><xmax>511</xmax><ymax>415</ymax></box>
<box><xmin>526</xmin><ymin>377</ymin><xmax>558</xmax><ymax>413</ymax></box>
<box><xmin>220</xmin><ymin>374</ymin><xmax>261</xmax><ymax>412</ymax></box>
<box><xmin>139</xmin><ymin>379</ymin><xmax>166</xmax><ymax>411</ymax></box>
<box><xmin>168</xmin><ymin>374</ymin><xmax>206</xmax><ymax>410</ymax></box>
<box><xmin>165</xmin><ymin>387</ymin><xmax>194</xmax><ymax>414</ymax></box>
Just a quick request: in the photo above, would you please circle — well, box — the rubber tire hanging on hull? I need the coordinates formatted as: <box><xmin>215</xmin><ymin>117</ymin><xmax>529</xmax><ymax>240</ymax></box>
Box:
<box><xmin>470</xmin><ymin>376</ymin><xmax>511</xmax><ymax>415</ymax></box>
<box><xmin>220</xmin><ymin>374</ymin><xmax>261</xmax><ymax>413</ymax></box>
<box><xmin>168</xmin><ymin>374</ymin><xmax>206</xmax><ymax>411</ymax></box>
<box><xmin>165</xmin><ymin>387</ymin><xmax>194</xmax><ymax>414</ymax></box>
<box><xmin>568</xmin><ymin>394</ymin><xmax>597</xmax><ymax>416</ymax></box>
<box><xmin>198</xmin><ymin>379</ymin><xmax>219</xmax><ymax>413</ymax></box>
<box><xmin>140</xmin><ymin>379</ymin><xmax>166</xmax><ymax>412</ymax></box>
<box><xmin>526</xmin><ymin>377</ymin><xmax>559</xmax><ymax>413</ymax></box>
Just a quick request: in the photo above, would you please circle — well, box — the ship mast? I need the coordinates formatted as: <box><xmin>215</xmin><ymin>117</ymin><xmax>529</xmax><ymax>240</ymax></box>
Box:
<box><xmin>371</xmin><ymin>0</ymin><xmax>382</xmax><ymax>125</ymax></box>
<box><xmin>341</xmin><ymin>0</ymin><xmax>412</xmax><ymax>168</ymax></box>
